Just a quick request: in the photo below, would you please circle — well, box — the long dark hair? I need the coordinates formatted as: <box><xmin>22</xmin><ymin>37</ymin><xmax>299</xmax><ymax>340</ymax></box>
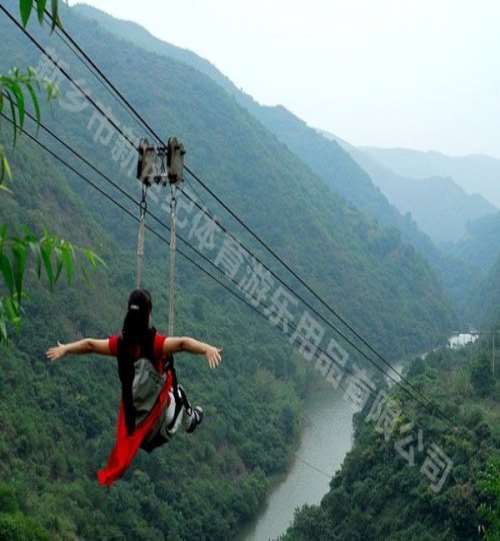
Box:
<box><xmin>118</xmin><ymin>289</ymin><xmax>155</xmax><ymax>434</ymax></box>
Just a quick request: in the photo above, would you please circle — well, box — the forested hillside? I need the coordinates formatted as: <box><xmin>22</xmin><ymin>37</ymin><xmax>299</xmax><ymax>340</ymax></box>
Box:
<box><xmin>0</xmin><ymin>4</ymin><xmax>462</xmax><ymax>540</ymax></box>
<box><xmin>469</xmin><ymin>253</ymin><xmax>500</xmax><ymax>327</ymax></box>
<box><xmin>284</xmin><ymin>337</ymin><xmax>500</xmax><ymax>541</ymax></box>
<box><xmin>1</xmin><ymin>133</ymin><xmax>311</xmax><ymax>540</ymax></box>
<box><xmin>72</xmin><ymin>3</ymin><xmax>469</xmax><ymax>327</ymax></box>
<box><xmin>446</xmin><ymin>213</ymin><xmax>500</xmax><ymax>276</ymax></box>
<box><xmin>71</xmin><ymin>5</ymin><xmax>482</xmax><ymax>326</ymax></box>
<box><xmin>1</xmin><ymin>5</ymin><xmax>457</xmax><ymax>357</ymax></box>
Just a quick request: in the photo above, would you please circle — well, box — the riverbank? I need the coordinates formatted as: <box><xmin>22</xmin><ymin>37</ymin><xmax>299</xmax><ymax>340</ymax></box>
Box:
<box><xmin>242</xmin><ymin>334</ymin><xmax>477</xmax><ymax>540</ymax></box>
<box><xmin>241</xmin><ymin>389</ymin><xmax>355</xmax><ymax>541</ymax></box>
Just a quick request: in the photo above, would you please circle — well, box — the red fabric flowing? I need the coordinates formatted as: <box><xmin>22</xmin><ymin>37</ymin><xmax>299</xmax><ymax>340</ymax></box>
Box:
<box><xmin>97</xmin><ymin>334</ymin><xmax>171</xmax><ymax>487</ymax></box>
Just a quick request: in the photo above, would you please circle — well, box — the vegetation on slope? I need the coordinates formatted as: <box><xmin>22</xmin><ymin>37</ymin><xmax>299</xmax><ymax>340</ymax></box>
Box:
<box><xmin>0</xmin><ymin>138</ymin><xmax>306</xmax><ymax>540</ymax></box>
<box><xmin>284</xmin><ymin>338</ymin><xmax>500</xmax><ymax>540</ymax></box>
<box><xmin>48</xmin><ymin>4</ymin><xmax>458</xmax><ymax>355</ymax></box>
<box><xmin>71</xmin><ymin>6</ymin><xmax>474</xmax><ymax>329</ymax></box>
<box><xmin>0</xmin><ymin>5</ymin><xmax>475</xmax><ymax>540</ymax></box>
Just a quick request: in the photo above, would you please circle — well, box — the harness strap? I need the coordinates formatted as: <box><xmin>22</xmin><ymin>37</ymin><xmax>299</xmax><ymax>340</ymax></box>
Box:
<box><xmin>136</xmin><ymin>185</ymin><xmax>148</xmax><ymax>289</ymax></box>
<box><xmin>168</xmin><ymin>183</ymin><xmax>177</xmax><ymax>336</ymax></box>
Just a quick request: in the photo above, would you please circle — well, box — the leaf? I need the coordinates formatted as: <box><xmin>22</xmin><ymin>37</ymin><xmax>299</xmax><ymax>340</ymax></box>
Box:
<box><xmin>40</xmin><ymin>238</ymin><xmax>55</xmax><ymax>288</ymax></box>
<box><xmin>54</xmin><ymin>245</ymin><xmax>63</xmax><ymax>282</ymax></box>
<box><xmin>83</xmin><ymin>248</ymin><xmax>106</xmax><ymax>269</ymax></box>
<box><xmin>20</xmin><ymin>0</ymin><xmax>34</xmax><ymax>27</ymax></box>
<box><xmin>80</xmin><ymin>262</ymin><xmax>90</xmax><ymax>286</ymax></box>
<box><xmin>29</xmin><ymin>240</ymin><xmax>42</xmax><ymax>279</ymax></box>
<box><xmin>12</xmin><ymin>241</ymin><xmax>28</xmax><ymax>303</ymax></box>
<box><xmin>0</xmin><ymin>305</ymin><xmax>8</xmax><ymax>343</ymax></box>
<box><xmin>4</xmin><ymin>297</ymin><xmax>21</xmax><ymax>325</ymax></box>
<box><xmin>0</xmin><ymin>151</ymin><xmax>12</xmax><ymax>183</ymax></box>
<box><xmin>61</xmin><ymin>242</ymin><xmax>74</xmax><ymax>284</ymax></box>
<box><xmin>25</xmin><ymin>80</ymin><xmax>41</xmax><ymax>128</ymax></box>
<box><xmin>50</xmin><ymin>0</ymin><xmax>62</xmax><ymax>32</ymax></box>
<box><xmin>8</xmin><ymin>80</ymin><xmax>25</xmax><ymax>130</ymax></box>
<box><xmin>45</xmin><ymin>81</ymin><xmax>60</xmax><ymax>102</ymax></box>
<box><xmin>5</xmin><ymin>91</ymin><xmax>18</xmax><ymax>147</ymax></box>
<box><xmin>0</xmin><ymin>226</ymin><xmax>7</xmax><ymax>244</ymax></box>
<box><xmin>37</xmin><ymin>0</ymin><xmax>48</xmax><ymax>24</ymax></box>
<box><xmin>0</xmin><ymin>253</ymin><xmax>15</xmax><ymax>295</ymax></box>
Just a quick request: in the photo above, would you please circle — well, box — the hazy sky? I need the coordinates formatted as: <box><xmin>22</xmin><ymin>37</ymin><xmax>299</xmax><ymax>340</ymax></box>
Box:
<box><xmin>69</xmin><ymin>1</ymin><xmax>500</xmax><ymax>158</ymax></box>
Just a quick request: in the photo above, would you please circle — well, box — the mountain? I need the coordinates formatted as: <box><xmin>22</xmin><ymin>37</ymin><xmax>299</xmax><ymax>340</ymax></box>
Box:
<box><xmin>74</xmin><ymin>4</ymin><xmax>434</xmax><ymax>249</ymax></box>
<box><xmin>457</xmin><ymin>214</ymin><xmax>500</xmax><ymax>325</ymax></box>
<box><xmin>447</xmin><ymin>212</ymin><xmax>500</xmax><ymax>275</ymax></box>
<box><xmin>339</xmin><ymin>143</ymin><xmax>497</xmax><ymax>245</ymax></box>
<box><xmin>0</xmin><ymin>135</ymin><xmax>303</xmax><ymax>541</ymax></box>
<box><xmin>362</xmin><ymin>146</ymin><xmax>500</xmax><ymax>209</ymax></box>
<box><xmin>469</xmin><ymin>253</ymin><xmax>500</xmax><ymax>325</ymax></box>
<box><xmin>283</xmin><ymin>337</ymin><xmax>500</xmax><ymax>540</ymax></box>
<box><xmin>0</xmin><ymin>4</ymin><xmax>459</xmax><ymax>539</ymax></box>
<box><xmin>73</xmin><ymin>3</ymin><xmax>474</xmax><ymax>317</ymax></box>
<box><xmin>64</xmin><ymin>4</ymin><xmax>458</xmax><ymax>351</ymax></box>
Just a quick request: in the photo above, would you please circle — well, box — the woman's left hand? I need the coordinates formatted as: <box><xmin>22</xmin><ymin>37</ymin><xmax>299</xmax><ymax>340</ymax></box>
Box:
<box><xmin>46</xmin><ymin>341</ymin><xmax>67</xmax><ymax>362</ymax></box>
<box><xmin>206</xmin><ymin>346</ymin><xmax>223</xmax><ymax>369</ymax></box>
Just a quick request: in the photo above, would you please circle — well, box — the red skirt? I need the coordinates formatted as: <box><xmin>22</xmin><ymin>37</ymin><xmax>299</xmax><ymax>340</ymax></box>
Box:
<box><xmin>97</xmin><ymin>370</ymin><xmax>174</xmax><ymax>487</ymax></box>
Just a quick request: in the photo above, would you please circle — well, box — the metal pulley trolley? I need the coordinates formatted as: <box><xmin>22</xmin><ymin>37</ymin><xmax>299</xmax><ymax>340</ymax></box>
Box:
<box><xmin>136</xmin><ymin>137</ymin><xmax>186</xmax><ymax>335</ymax></box>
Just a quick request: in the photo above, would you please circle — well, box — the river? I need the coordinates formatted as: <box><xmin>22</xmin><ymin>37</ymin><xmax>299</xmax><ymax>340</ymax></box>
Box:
<box><xmin>241</xmin><ymin>389</ymin><xmax>354</xmax><ymax>541</ymax></box>
<box><xmin>242</xmin><ymin>333</ymin><xmax>478</xmax><ymax>541</ymax></box>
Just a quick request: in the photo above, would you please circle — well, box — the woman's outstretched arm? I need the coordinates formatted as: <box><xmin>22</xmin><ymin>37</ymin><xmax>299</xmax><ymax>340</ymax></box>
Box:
<box><xmin>46</xmin><ymin>339</ymin><xmax>112</xmax><ymax>362</ymax></box>
<box><xmin>164</xmin><ymin>337</ymin><xmax>223</xmax><ymax>369</ymax></box>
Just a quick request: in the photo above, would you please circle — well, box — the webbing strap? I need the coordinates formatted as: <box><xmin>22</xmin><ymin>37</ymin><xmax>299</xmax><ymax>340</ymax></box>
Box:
<box><xmin>168</xmin><ymin>183</ymin><xmax>177</xmax><ymax>336</ymax></box>
<box><xmin>136</xmin><ymin>185</ymin><xmax>148</xmax><ymax>289</ymax></box>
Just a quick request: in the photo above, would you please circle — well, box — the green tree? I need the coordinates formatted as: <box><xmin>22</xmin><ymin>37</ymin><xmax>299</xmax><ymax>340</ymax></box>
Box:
<box><xmin>479</xmin><ymin>457</ymin><xmax>500</xmax><ymax>540</ymax></box>
<box><xmin>0</xmin><ymin>0</ymin><xmax>100</xmax><ymax>342</ymax></box>
<box><xmin>471</xmin><ymin>353</ymin><xmax>495</xmax><ymax>398</ymax></box>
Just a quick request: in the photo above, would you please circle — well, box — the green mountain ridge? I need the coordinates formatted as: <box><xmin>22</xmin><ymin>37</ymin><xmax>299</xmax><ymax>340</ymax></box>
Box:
<box><xmin>0</xmin><ymin>4</ymin><xmax>475</xmax><ymax>540</ymax></box>
<box><xmin>446</xmin><ymin>213</ymin><xmax>500</xmax><ymax>276</ymax></box>
<box><xmin>284</xmin><ymin>337</ymin><xmax>500</xmax><ymax>540</ymax></box>
<box><xmin>72</xmin><ymin>3</ymin><xmax>471</xmax><ymax>323</ymax></box>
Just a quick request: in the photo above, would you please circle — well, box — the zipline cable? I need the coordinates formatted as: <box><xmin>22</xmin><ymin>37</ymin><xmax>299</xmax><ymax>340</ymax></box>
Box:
<box><xmin>50</xmin><ymin>24</ymin><xmax>148</xmax><ymax>138</ymax></box>
<box><xmin>5</xmin><ymin>104</ymin><xmax>462</xmax><ymax>436</ymax></box>
<box><xmin>30</xmin><ymin>6</ymin><xmax>432</xmax><ymax>401</ymax></box>
<box><xmin>3</xmin><ymin>113</ymin><xmax>474</xmax><ymax>491</ymax></box>
<box><xmin>2</xmin><ymin>114</ymin><xmax>362</xmax><ymax>481</ymax></box>
<box><xmin>41</xmin><ymin>2</ymin><xmax>161</xmax><ymax>142</ymax></box>
<box><xmin>0</xmin><ymin>111</ymin><xmax>383</xmax><ymax>405</ymax></box>
<box><xmin>0</xmin><ymin>4</ymin><xmax>138</xmax><ymax>149</ymax></box>
<box><xmin>136</xmin><ymin>184</ymin><xmax>147</xmax><ymax>289</ymax></box>
<box><xmin>0</xmin><ymin>8</ymin><xmax>466</xmax><ymax>433</ymax></box>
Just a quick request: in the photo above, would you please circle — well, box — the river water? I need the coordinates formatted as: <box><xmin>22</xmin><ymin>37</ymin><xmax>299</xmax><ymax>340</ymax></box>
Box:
<box><xmin>242</xmin><ymin>389</ymin><xmax>354</xmax><ymax>541</ymax></box>
<box><xmin>242</xmin><ymin>333</ymin><xmax>478</xmax><ymax>541</ymax></box>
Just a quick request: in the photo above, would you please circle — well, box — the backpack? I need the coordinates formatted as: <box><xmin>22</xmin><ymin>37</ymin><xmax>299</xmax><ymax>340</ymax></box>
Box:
<box><xmin>128</xmin><ymin>332</ymin><xmax>182</xmax><ymax>451</ymax></box>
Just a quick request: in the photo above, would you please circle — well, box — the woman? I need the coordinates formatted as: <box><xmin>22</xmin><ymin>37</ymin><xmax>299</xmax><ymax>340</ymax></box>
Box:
<box><xmin>46</xmin><ymin>289</ymin><xmax>222</xmax><ymax>486</ymax></box>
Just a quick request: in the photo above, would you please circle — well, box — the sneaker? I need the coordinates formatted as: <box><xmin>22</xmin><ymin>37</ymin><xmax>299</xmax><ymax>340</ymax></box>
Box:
<box><xmin>185</xmin><ymin>406</ymin><xmax>204</xmax><ymax>433</ymax></box>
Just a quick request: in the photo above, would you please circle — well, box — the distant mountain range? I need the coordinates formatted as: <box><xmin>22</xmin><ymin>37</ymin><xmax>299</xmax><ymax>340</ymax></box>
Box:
<box><xmin>362</xmin><ymin>146</ymin><xmax>500</xmax><ymax>208</ymax></box>
<box><xmin>328</xmin><ymin>137</ymin><xmax>498</xmax><ymax>245</ymax></box>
